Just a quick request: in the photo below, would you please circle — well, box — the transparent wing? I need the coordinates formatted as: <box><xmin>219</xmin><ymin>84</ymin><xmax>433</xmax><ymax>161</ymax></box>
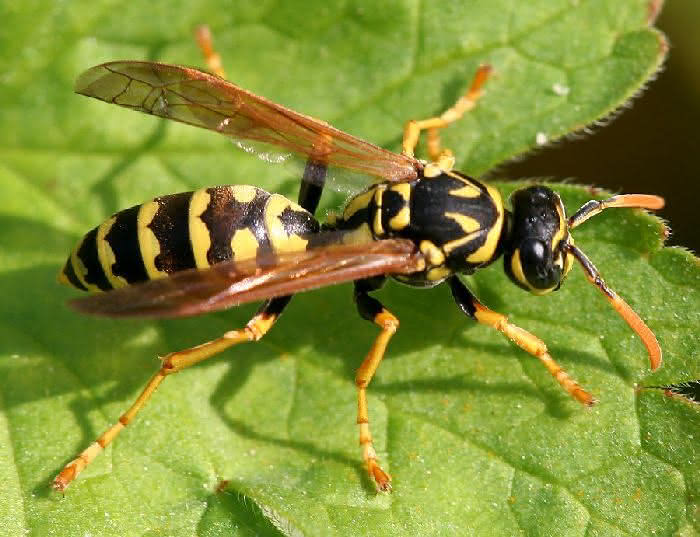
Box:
<box><xmin>225</xmin><ymin>137</ymin><xmax>398</xmax><ymax>195</ymax></box>
<box><xmin>70</xmin><ymin>239</ymin><xmax>423</xmax><ymax>319</ymax></box>
<box><xmin>76</xmin><ymin>61</ymin><xmax>420</xmax><ymax>185</ymax></box>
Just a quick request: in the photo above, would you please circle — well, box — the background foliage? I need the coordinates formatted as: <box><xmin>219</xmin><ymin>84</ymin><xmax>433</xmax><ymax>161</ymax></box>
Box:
<box><xmin>0</xmin><ymin>1</ymin><xmax>698</xmax><ymax>536</ymax></box>
<box><xmin>499</xmin><ymin>0</ymin><xmax>700</xmax><ymax>254</ymax></box>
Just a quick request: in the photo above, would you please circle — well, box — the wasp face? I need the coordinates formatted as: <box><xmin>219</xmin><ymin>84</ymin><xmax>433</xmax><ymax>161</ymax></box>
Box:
<box><xmin>504</xmin><ymin>186</ymin><xmax>575</xmax><ymax>295</ymax></box>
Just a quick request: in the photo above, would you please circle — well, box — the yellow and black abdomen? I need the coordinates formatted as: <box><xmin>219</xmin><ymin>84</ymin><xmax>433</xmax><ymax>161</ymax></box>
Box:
<box><xmin>59</xmin><ymin>185</ymin><xmax>319</xmax><ymax>292</ymax></box>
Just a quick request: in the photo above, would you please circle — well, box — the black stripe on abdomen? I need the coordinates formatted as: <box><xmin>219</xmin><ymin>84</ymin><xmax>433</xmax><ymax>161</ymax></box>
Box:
<box><xmin>149</xmin><ymin>192</ymin><xmax>197</xmax><ymax>274</ymax></box>
<box><xmin>76</xmin><ymin>227</ymin><xmax>112</xmax><ymax>291</ymax></box>
<box><xmin>105</xmin><ymin>204</ymin><xmax>149</xmax><ymax>284</ymax></box>
<box><xmin>61</xmin><ymin>257</ymin><xmax>87</xmax><ymax>290</ymax></box>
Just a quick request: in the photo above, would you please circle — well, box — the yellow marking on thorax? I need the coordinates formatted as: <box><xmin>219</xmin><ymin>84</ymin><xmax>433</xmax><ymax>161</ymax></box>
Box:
<box><xmin>444</xmin><ymin>170</ymin><xmax>464</xmax><ymax>179</ymax></box>
<box><xmin>387</xmin><ymin>183</ymin><xmax>411</xmax><ymax>230</ymax></box>
<box><xmin>96</xmin><ymin>216</ymin><xmax>128</xmax><ymax>288</ymax></box>
<box><xmin>442</xmin><ymin>235</ymin><xmax>477</xmax><ymax>255</ymax></box>
<box><xmin>419</xmin><ymin>240</ymin><xmax>445</xmax><ymax>266</ymax></box>
<box><xmin>446</xmin><ymin>212</ymin><xmax>481</xmax><ymax>233</ymax></box>
<box><xmin>372</xmin><ymin>185</ymin><xmax>386</xmax><ymax>236</ymax></box>
<box><xmin>343</xmin><ymin>188</ymin><xmax>375</xmax><ymax>221</ymax></box>
<box><xmin>427</xmin><ymin>266</ymin><xmax>451</xmax><ymax>282</ymax></box>
<box><xmin>189</xmin><ymin>188</ymin><xmax>213</xmax><ymax>268</ymax></box>
<box><xmin>423</xmin><ymin>163</ymin><xmax>443</xmax><ymax>178</ymax></box>
<box><xmin>466</xmin><ymin>184</ymin><xmax>504</xmax><ymax>264</ymax></box>
<box><xmin>442</xmin><ymin>212</ymin><xmax>482</xmax><ymax>254</ymax></box>
<box><xmin>70</xmin><ymin>236</ymin><xmax>101</xmax><ymax>292</ymax></box>
<box><xmin>137</xmin><ymin>201</ymin><xmax>167</xmax><ymax>280</ymax></box>
<box><xmin>231</xmin><ymin>184</ymin><xmax>257</xmax><ymax>203</ymax></box>
<box><xmin>448</xmin><ymin>178</ymin><xmax>482</xmax><ymax>198</ymax></box>
<box><xmin>265</xmin><ymin>194</ymin><xmax>309</xmax><ymax>254</ymax></box>
<box><xmin>230</xmin><ymin>228</ymin><xmax>259</xmax><ymax>260</ymax></box>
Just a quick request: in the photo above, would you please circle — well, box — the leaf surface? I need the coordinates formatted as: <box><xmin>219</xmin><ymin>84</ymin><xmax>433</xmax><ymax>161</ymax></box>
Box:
<box><xmin>1</xmin><ymin>1</ymin><xmax>697</xmax><ymax>536</ymax></box>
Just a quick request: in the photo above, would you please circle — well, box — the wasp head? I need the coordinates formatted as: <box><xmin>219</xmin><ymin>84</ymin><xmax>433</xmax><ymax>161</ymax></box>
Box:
<box><xmin>504</xmin><ymin>186</ymin><xmax>575</xmax><ymax>295</ymax></box>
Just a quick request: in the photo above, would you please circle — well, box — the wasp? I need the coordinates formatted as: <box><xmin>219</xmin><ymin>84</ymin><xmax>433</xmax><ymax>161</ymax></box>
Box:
<box><xmin>54</xmin><ymin>28</ymin><xmax>663</xmax><ymax>493</ymax></box>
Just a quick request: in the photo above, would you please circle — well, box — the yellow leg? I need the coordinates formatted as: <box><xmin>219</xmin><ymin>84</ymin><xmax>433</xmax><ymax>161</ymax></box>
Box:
<box><xmin>402</xmin><ymin>64</ymin><xmax>491</xmax><ymax>160</ymax></box>
<box><xmin>355</xmin><ymin>309</ymin><xmax>399</xmax><ymax>492</ymax></box>
<box><xmin>448</xmin><ymin>276</ymin><xmax>594</xmax><ymax>406</ymax></box>
<box><xmin>53</xmin><ymin>300</ymin><xmax>287</xmax><ymax>491</ymax></box>
<box><xmin>473</xmin><ymin>302</ymin><xmax>595</xmax><ymax>406</ymax></box>
<box><xmin>195</xmin><ymin>25</ymin><xmax>227</xmax><ymax>78</ymax></box>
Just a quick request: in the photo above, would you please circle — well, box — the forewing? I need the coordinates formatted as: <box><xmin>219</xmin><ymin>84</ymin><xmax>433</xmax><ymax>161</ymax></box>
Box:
<box><xmin>75</xmin><ymin>61</ymin><xmax>420</xmax><ymax>183</ymax></box>
<box><xmin>70</xmin><ymin>239</ymin><xmax>423</xmax><ymax>318</ymax></box>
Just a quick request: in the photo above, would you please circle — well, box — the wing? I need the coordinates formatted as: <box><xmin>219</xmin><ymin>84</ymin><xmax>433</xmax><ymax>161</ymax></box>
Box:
<box><xmin>75</xmin><ymin>61</ymin><xmax>420</xmax><ymax>183</ymax></box>
<box><xmin>70</xmin><ymin>239</ymin><xmax>424</xmax><ymax>319</ymax></box>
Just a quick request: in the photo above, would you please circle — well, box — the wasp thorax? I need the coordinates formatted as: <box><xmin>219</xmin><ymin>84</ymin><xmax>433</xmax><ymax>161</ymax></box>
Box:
<box><xmin>504</xmin><ymin>186</ymin><xmax>573</xmax><ymax>295</ymax></box>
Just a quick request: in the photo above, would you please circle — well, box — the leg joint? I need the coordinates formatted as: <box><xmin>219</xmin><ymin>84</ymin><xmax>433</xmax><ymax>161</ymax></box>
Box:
<box><xmin>377</xmin><ymin>312</ymin><xmax>399</xmax><ymax>332</ymax></box>
<box><xmin>160</xmin><ymin>355</ymin><xmax>178</xmax><ymax>375</ymax></box>
<box><xmin>243</xmin><ymin>324</ymin><xmax>262</xmax><ymax>341</ymax></box>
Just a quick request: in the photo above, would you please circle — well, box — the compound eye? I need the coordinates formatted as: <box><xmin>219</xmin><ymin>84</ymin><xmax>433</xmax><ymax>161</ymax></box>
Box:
<box><xmin>520</xmin><ymin>238</ymin><xmax>561</xmax><ymax>291</ymax></box>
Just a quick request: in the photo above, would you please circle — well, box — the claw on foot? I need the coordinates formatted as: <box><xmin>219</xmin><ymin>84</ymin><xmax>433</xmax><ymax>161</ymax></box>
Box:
<box><xmin>369</xmin><ymin>461</ymin><xmax>392</xmax><ymax>492</ymax></box>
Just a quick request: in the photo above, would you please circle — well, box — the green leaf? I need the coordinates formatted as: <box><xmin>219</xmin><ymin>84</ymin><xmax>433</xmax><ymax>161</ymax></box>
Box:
<box><xmin>1</xmin><ymin>1</ymin><xmax>697</xmax><ymax>536</ymax></box>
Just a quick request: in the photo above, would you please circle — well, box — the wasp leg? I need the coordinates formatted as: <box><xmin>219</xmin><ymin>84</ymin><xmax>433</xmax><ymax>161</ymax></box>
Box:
<box><xmin>195</xmin><ymin>25</ymin><xmax>226</xmax><ymax>78</ymax></box>
<box><xmin>298</xmin><ymin>159</ymin><xmax>328</xmax><ymax>215</ymax></box>
<box><xmin>53</xmin><ymin>296</ymin><xmax>291</xmax><ymax>492</ymax></box>
<box><xmin>298</xmin><ymin>131</ymin><xmax>333</xmax><ymax>214</ymax></box>
<box><xmin>402</xmin><ymin>65</ymin><xmax>491</xmax><ymax>162</ymax></box>
<box><xmin>448</xmin><ymin>276</ymin><xmax>595</xmax><ymax>406</ymax></box>
<box><xmin>353</xmin><ymin>277</ymin><xmax>397</xmax><ymax>492</ymax></box>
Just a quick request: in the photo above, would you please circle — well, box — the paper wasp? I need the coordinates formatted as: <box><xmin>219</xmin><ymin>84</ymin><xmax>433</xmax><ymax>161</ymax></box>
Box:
<box><xmin>54</xmin><ymin>27</ymin><xmax>663</xmax><ymax>492</ymax></box>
